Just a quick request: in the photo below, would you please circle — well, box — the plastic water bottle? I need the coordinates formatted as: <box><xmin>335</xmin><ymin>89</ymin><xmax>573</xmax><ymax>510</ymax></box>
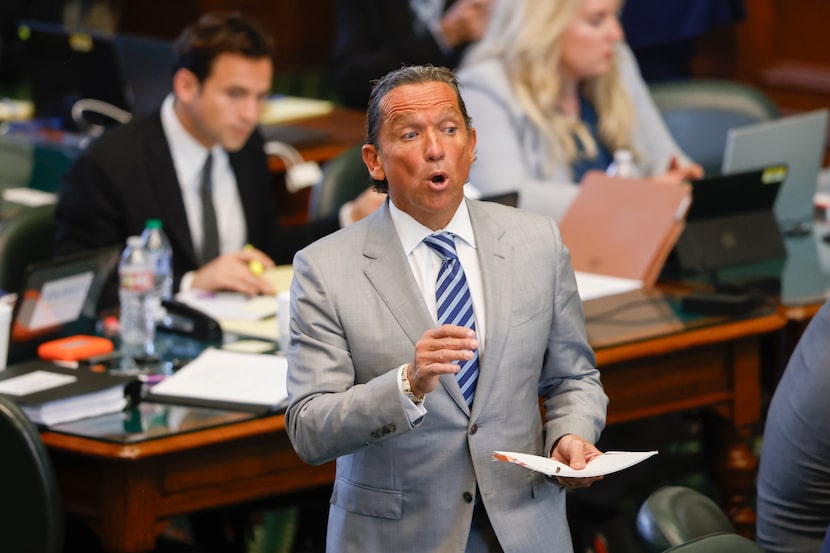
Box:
<box><xmin>119</xmin><ymin>236</ymin><xmax>156</xmax><ymax>361</ymax></box>
<box><xmin>140</xmin><ymin>219</ymin><xmax>173</xmax><ymax>320</ymax></box>
<box><xmin>606</xmin><ymin>149</ymin><xmax>641</xmax><ymax>178</ymax></box>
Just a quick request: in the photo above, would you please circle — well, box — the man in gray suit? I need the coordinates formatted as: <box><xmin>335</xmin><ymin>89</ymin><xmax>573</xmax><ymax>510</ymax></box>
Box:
<box><xmin>285</xmin><ymin>65</ymin><xmax>608</xmax><ymax>552</ymax></box>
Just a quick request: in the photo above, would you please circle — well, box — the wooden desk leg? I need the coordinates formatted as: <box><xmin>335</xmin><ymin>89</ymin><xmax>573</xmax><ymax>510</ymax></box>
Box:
<box><xmin>712</xmin><ymin>335</ymin><xmax>762</xmax><ymax>539</ymax></box>
<box><xmin>97</xmin><ymin>460</ymin><xmax>161</xmax><ymax>553</ymax></box>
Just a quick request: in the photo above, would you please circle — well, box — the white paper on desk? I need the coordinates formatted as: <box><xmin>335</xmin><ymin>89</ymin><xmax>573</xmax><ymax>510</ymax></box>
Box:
<box><xmin>574</xmin><ymin>271</ymin><xmax>643</xmax><ymax>302</ymax></box>
<box><xmin>260</xmin><ymin>95</ymin><xmax>334</xmax><ymax>124</ymax></box>
<box><xmin>148</xmin><ymin>348</ymin><xmax>287</xmax><ymax>408</ymax></box>
<box><xmin>2</xmin><ymin>187</ymin><xmax>57</xmax><ymax>207</ymax></box>
<box><xmin>0</xmin><ymin>370</ymin><xmax>76</xmax><ymax>396</ymax></box>
<box><xmin>493</xmin><ymin>450</ymin><xmax>658</xmax><ymax>478</ymax></box>
<box><xmin>176</xmin><ymin>290</ymin><xmax>276</xmax><ymax>321</ymax></box>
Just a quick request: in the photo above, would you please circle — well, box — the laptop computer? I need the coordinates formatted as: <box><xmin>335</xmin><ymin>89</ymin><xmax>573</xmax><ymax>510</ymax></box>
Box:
<box><xmin>6</xmin><ymin>246</ymin><xmax>120</xmax><ymax>365</ymax></box>
<box><xmin>722</xmin><ymin>109</ymin><xmax>829</xmax><ymax>230</ymax></box>
<box><xmin>669</xmin><ymin>165</ymin><xmax>788</xmax><ymax>276</ymax></box>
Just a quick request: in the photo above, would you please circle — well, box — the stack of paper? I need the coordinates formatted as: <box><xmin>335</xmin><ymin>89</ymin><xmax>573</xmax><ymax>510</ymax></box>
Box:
<box><xmin>260</xmin><ymin>95</ymin><xmax>334</xmax><ymax>125</ymax></box>
<box><xmin>146</xmin><ymin>348</ymin><xmax>288</xmax><ymax>413</ymax></box>
<box><xmin>0</xmin><ymin>360</ymin><xmax>138</xmax><ymax>426</ymax></box>
<box><xmin>176</xmin><ymin>265</ymin><xmax>294</xmax><ymax>342</ymax></box>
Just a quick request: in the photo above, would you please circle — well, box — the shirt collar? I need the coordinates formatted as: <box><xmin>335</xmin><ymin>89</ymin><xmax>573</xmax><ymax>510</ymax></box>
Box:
<box><xmin>389</xmin><ymin>198</ymin><xmax>477</xmax><ymax>256</ymax></box>
<box><xmin>160</xmin><ymin>94</ymin><xmax>221</xmax><ymax>184</ymax></box>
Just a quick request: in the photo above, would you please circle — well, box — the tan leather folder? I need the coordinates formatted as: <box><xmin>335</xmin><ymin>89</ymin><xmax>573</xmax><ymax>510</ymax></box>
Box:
<box><xmin>559</xmin><ymin>171</ymin><xmax>692</xmax><ymax>287</ymax></box>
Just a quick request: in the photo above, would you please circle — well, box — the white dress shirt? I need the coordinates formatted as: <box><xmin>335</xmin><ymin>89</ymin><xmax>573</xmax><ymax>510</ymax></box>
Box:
<box><xmin>390</xmin><ymin>199</ymin><xmax>486</xmax><ymax>416</ymax></box>
<box><xmin>160</xmin><ymin>94</ymin><xmax>247</xmax><ymax>259</ymax></box>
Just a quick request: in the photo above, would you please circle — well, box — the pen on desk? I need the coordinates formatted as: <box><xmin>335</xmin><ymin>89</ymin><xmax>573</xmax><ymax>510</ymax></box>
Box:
<box><xmin>244</xmin><ymin>243</ymin><xmax>265</xmax><ymax>276</ymax></box>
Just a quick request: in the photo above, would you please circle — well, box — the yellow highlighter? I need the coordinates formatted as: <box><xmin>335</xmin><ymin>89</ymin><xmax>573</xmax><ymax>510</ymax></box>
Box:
<box><xmin>244</xmin><ymin>244</ymin><xmax>265</xmax><ymax>276</ymax></box>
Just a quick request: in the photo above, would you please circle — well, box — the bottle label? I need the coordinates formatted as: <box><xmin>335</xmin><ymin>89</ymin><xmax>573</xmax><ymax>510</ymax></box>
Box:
<box><xmin>121</xmin><ymin>270</ymin><xmax>154</xmax><ymax>292</ymax></box>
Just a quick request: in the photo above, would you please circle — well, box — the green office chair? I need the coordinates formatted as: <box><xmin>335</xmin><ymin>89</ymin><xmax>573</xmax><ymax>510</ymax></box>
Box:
<box><xmin>649</xmin><ymin>79</ymin><xmax>780</xmax><ymax>175</ymax></box>
<box><xmin>0</xmin><ymin>203</ymin><xmax>56</xmax><ymax>294</ymax></box>
<box><xmin>662</xmin><ymin>532</ymin><xmax>764</xmax><ymax>552</ymax></box>
<box><xmin>307</xmin><ymin>144</ymin><xmax>372</xmax><ymax>221</ymax></box>
<box><xmin>0</xmin><ymin>395</ymin><xmax>65</xmax><ymax>553</ymax></box>
<box><xmin>636</xmin><ymin>486</ymin><xmax>735</xmax><ymax>553</ymax></box>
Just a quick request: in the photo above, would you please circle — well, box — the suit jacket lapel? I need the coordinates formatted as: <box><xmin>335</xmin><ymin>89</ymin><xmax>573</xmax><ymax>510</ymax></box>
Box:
<box><xmin>467</xmin><ymin>201</ymin><xmax>512</xmax><ymax>418</ymax></box>
<box><xmin>363</xmin><ymin>203</ymin><xmax>434</xmax><ymax>347</ymax></box>
<box><xmin>143</xmin><ymin>115</ymin><xmax>200</xmax><ymax>268</ymax></box>
<box><xmin>364</xmin><ymin>201</ymin><xmax>512</xmax><ymax>416</ymax></box>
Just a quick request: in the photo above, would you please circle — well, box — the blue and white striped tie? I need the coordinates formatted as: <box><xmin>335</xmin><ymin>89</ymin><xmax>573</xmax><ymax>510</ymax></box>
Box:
<box><xmin>423</xmin><ymin>232</ymin><xmax>479</xmax><ymax>406</ymax></box>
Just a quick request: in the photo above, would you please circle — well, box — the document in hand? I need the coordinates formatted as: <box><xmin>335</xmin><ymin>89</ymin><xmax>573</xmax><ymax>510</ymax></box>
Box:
<box><xmin>0</xmin><ymin>360</ymin><xmax>139</xmax><ymax>426</ymax></box>
<box><xmin>146</xmin><ymin>348</ymin><xmax>288</xmax><ymax>413</ymax></box>
<box><xmin>560</xmin><ymin>171</ymin><xmax>691</xmax><ymax>287</ymax></box>
<box><xmin>492</xmin><ymin>450</ymin><xmax>658</xmax><ymax>478</ymax></box>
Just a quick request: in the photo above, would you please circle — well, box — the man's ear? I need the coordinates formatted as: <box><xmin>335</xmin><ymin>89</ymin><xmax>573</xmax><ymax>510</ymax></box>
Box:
<box><xmin>172</xmin><ymin>68</ymin><xmax>199</xmax><ymax>103</ymax></box>
<box><xmin>362</xmin><ymin>144</ymin><xmax>386</xmax><ymax>182</ymax></box>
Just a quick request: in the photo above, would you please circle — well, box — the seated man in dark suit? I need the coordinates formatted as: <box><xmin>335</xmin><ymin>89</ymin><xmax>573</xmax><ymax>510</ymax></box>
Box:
<box><xmin>756</xmin><ymin>298</ymin><xmax>830</xmax><ymax>553</ymax></box>
<box><xmin>55</xmin><ymin>10</ymin><xmax>382</xmax><ymax>310</ymax></box>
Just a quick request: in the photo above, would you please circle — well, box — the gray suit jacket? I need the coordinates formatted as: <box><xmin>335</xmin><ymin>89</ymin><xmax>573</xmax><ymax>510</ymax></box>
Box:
<box><xmin>286</xmin><ymin>199</ymin><xmax>607</xmax><ymax>553</ymax></box>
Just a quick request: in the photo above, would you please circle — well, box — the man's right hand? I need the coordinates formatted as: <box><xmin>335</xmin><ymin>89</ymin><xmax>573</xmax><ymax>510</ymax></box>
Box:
<box><xmin>408</xmin><ymin>324</ymin><xmax>479</xmax><ymax>398</ymax></box>
<box><xmin>191</xmin><ymin>247</ymin><xmax>275</xmax><ymax>295</ymax></box>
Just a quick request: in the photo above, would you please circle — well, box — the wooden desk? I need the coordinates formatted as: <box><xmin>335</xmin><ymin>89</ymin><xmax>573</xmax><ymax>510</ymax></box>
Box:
<box><xmin>595</xmin><ymin>311</ymin><xmax>785</xmax><ymax>537</ymax></box>
<box><xmin>41</xmin><ymin>309</ymin><xmax>784</xmax><ymax>551</ymax></box>
<box><xmin>41</xmin><ymin>414</ymin><xmax>334</xmax><ymax>553</ymax></box>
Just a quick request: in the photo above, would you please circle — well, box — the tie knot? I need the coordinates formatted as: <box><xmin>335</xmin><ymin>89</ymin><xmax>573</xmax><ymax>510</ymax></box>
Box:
<box><xmin>423</xmin><ymin>232</ymin><xmax>458</xmax><ymax>261</ymax></box>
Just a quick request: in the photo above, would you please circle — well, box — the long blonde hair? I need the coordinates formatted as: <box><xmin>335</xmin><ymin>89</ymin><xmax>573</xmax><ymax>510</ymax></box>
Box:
<box><xmin>465</xmin><ymin>0</ymin><xmax>634</xmax><ymax>170</ymax></box>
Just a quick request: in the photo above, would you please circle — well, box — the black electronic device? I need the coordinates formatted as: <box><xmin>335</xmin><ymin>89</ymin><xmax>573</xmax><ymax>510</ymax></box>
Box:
<box><xmin>7</xmin><ymin>246</ymin><xmax>120</xmax><ymax>365</ymax></box>
<box><xmin>666</xmin><ymin>165</ymin><xmax>788</xmax><ymax>276</ymax></box>
<box><xmin>157</xmin><ymin>300</ymin><xmax>223</xmax><ymax>343</ymax></box>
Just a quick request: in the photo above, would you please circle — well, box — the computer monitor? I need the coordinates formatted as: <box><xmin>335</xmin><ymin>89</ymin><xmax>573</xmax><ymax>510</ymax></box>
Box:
<box><xmin>18</xmin><ymin>19</ymin><xmax>129</xmax><ymax>129</ymax></box>
<box><xmin>723</xmin><ymin>109</ymin><xmax>829</xmax><ymax>231</ymax></box>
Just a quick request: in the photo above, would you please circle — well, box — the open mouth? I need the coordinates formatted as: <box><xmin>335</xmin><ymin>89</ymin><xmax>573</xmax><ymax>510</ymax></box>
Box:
<box><xmin>430</xmin><ymin>173</ymin><xmax>447</xmax><ymax>185</ymax></box>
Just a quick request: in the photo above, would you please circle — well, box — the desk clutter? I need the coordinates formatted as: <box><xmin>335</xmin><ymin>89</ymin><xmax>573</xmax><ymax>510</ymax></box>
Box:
<box><xmin>0</xmin><ymin>260</ymin><xmax>295</xmax><ymax>427</ymax></box>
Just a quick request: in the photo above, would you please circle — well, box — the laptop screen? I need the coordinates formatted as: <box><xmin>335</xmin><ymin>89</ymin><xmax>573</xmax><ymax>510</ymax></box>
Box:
<box><xmin>723</xmin><ymin>109</ymin><xmax>828</xmax><ymax>228</ymax></box>
<box><xmin>687</xmin><ymin>166</ymin><xmax>788</xmax><ymax>220</ymax></box>
<box><xmin>7</xmin><ymin>246</ymin><xmax>119</xmax><ymax>364</ymax></box>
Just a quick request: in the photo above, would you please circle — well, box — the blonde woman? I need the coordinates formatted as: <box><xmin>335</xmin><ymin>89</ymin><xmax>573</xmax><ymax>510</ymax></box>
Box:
<box><xmin>457</xmin><ymin>0</ymin><xmax>703</xmax><ymax>221</ymax></box>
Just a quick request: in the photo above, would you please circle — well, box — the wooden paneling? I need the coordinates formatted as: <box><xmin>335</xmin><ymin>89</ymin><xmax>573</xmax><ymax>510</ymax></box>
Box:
<box><xmin>695</xmin><ymin>0</ymin><xmax>830</xmax><ymax>115</ymax></box>
<box><xmin>117</xmin><ymin>0</ymin><xmax>335</xmax><ymax>72</ymax></box>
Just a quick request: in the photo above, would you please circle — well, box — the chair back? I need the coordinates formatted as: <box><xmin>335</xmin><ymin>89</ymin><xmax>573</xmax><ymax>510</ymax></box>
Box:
<box><xmin>0</xmin><ymin>203</ymin><xmax>56</xmax><ymax>294</ymax></box>
<box><xmin>649</xmin><ymin>79</ymin><xmax>779</xmax><ymax>175</ymax></box>
<box><xmin>663</xmin><ymin>532</ymin><xmax>764</xmax><ymax>552</ymax></box>
<box><xmin>0</xmin><ymin>395</ymin><xmax>64</xmax><ymax>553</ymax></box>
<box><xmin>307</xmin><ymin>144</ymin><xmax>371</xmax><ymax>221</ymax></box>
<box><xmin>636</xmin><ymin>486</ymin><xmax>735</xmax><ymax>552</ymax></box>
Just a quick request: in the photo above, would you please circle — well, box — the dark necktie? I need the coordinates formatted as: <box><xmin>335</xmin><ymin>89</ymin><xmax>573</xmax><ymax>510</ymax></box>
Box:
<box><xmin>423</xmin><ymin>231</ymin><xmax>479</xmax><ymax>406</ymax></box>
<box><xmin>199</xmin><ymin>153</ymin><xmax>220</xmax><ymax>264</ymax></box>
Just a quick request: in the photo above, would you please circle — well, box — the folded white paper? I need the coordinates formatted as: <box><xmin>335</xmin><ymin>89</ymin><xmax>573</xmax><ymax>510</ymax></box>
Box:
<box><xmin>493</xmin><ymin>450</ymin><xmax>658</xmax><ymax>478</ymax></box>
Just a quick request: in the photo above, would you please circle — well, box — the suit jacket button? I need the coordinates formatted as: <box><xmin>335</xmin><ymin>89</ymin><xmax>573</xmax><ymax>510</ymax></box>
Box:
<box><xmin>371</xmin><ymin>430</ymin><xmax>381</xmax><ymax>439</ymax></box>
<box><xmin>462</xmin><ymin>491</ymin><xmax>474</xmax><ymax>503</ymax></box>
<box><xmin>469</xmin><ymin>423</ymin><xmax>478</xmax><ymax>435</ymax></box>
<box><xmin>383</xmin><ymin>423</ymin><xmax>396</xmax><ymax>434</ymax></box>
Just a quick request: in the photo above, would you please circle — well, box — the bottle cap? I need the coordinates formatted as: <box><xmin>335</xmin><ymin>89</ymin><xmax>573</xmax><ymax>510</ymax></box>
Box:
<box><xmin>146</xmin><ymin>219</ymin><xmax>162</xmax><ymax>229</ymax></box>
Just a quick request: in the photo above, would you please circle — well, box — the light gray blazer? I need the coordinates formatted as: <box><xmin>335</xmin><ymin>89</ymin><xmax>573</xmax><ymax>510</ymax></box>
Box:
<box><xmin>286</xmin><ymin>199</ymin><xmax>607</xmax><ymax>553</ymax></box>
<box><xmin>456</xmin><ymin>43</ymin><xmax>691</xmax><ymax>222</ymax></box>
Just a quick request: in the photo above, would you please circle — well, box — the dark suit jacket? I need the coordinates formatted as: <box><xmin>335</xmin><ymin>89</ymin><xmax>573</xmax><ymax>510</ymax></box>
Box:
<box><xmin>331</xmin><ymin>0</ymin><xmax>466</xmax><ymax>109</ymax></box>
<box><xmin>54</xmin><ymin>111</ymin><xmax>339</xmax><ymax>309</ymax></box>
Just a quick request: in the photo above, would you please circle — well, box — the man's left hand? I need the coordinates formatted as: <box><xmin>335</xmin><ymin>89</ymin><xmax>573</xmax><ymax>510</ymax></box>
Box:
<box><xmin>550</xmin><ymin>434</ymin><xmax>604</xmax><ymax>489</ymax></box>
